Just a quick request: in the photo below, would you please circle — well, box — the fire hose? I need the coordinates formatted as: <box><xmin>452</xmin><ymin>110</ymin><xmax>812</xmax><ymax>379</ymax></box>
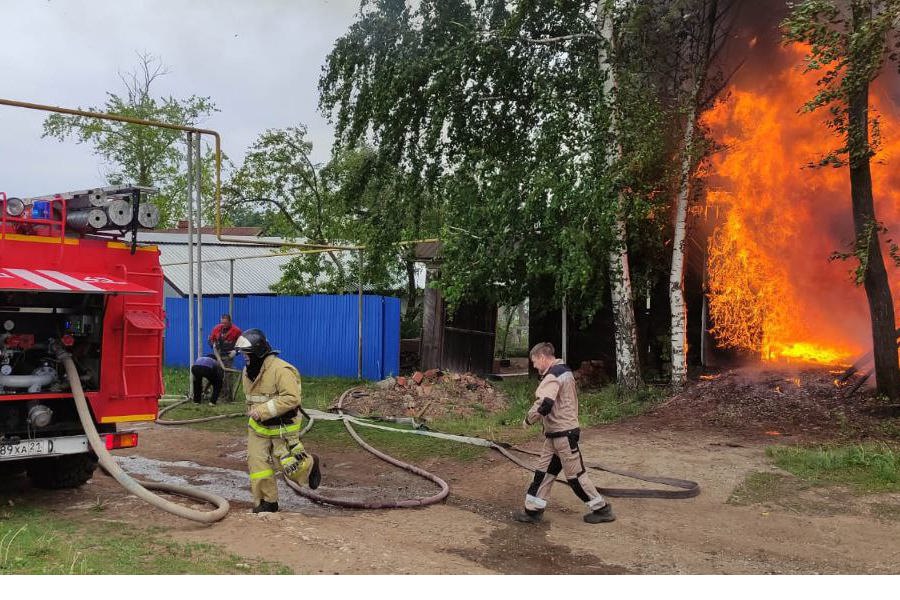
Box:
<box><xmin>154</xmin><ymin>380</ymin><xmax>699</xmax><ymax>513</ymax></box>
<box><xmin>58</xmin><ymin>349</ymin><xmax>230</xmax><ymax>523</ymax></box>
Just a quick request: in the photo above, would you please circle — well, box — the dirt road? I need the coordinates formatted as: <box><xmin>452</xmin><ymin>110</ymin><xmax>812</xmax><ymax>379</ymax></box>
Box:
<box><xmin>5</xmin><ymin>421</ymin><xmax>899</xmax><ymax>574</ymax></box>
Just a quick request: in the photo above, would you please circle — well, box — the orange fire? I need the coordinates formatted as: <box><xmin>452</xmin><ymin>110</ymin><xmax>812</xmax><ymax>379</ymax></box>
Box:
<box><xmin>701</xmin><ymin>44</ymin><xmax>900</xmax><ymax>367</ymax></box>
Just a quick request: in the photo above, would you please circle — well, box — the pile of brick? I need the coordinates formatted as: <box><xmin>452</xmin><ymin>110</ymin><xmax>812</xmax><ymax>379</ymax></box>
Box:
<box><xmin>341</xmin><ymin>369</ymin><xmax>509</xmax><ymax>421</ymax></box>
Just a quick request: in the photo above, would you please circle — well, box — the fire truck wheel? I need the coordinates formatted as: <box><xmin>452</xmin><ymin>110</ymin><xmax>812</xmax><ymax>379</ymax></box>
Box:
<box><xmin>27</xmin><ymin>454</ymin><xmax>99</xmax><ymax>489</ymax></box>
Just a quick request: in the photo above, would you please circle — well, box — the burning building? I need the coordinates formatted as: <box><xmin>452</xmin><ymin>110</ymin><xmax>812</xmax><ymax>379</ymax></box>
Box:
<box><xmin>700</xmin><ymin>5</ymin><xmax>900</xmax><ymax>370</ymax></box>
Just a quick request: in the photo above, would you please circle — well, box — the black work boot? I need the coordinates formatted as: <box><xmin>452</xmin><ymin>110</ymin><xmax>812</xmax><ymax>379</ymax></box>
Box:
<box><xmin>513</xmin><ymin>508</ymin><xmax>544</xmax><ymax>524</ymax></box>
<box><xmin>583</xmin><ymin>502</ymin><xmax>615</xmax><ymax>524</ymax></box>
<box><xmin>308</xmin><ymin>454</ymin><xmax>322</xmax><ymax>490</ymax></box>
<box><xmin>252</xmin><ymin>500</ymin><xmax>279</xmax><ymax>514</ymax></box>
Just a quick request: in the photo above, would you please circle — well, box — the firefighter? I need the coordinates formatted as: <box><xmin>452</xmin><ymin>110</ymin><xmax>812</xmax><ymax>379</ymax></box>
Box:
<box><xmin>190</xmin><ymin>353</ymin><xmax>224</xmax><ymax>405</ymax></box>
<box><xmin>209</xmin><ymin>314</ymin><xmax>241</xmax><ymax>402</ymax></box>
<box><xmin>513</xmin><ymin>342</ymin><xmax>616</xmax><ymax>525</ymax></box>
<box><xmin>236</xmin><ymin>328</ymin><xmax>321</xmax><ymax>513</ymax></box>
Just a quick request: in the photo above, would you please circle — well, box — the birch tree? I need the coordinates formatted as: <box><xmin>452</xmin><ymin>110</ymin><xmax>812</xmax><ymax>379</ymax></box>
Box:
<box><xmin>668</xmin><ymin>0</ymin><xmax>737</xmax><ymax>387</ymax></box>
<box><xmin>321</xmin><ymin>0</ymin><xmax>677</xmax><ymax>387</ymax></box>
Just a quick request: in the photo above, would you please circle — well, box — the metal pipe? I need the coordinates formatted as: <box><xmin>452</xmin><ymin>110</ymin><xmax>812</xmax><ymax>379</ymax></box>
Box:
<box><xmin>186</xmin><ymin>132</ymin><xmax>195</xmax><ymax>391</ymax></box>
<box><xmin>0</xmin><ymin>371</ymin><xmax>57</xmax><ymax>390</ymax></box>
<box><xmin>161</xmin><ymin>247</ymin><xmax>340</xmax><ymax>266</ymax></box>
<box><xmin>0</xmin><ymin>96</ymin><xmax>223</xmax><ymax>255</ymax></box>
<box><xmin>194</xmin><ymin>134</ymin><xmax>204</xmax><ymax>357</ymax></box>
<box><xmin>229</xmin><ymin>258</ymin><xmax>234</xmax><ymax>318</ymax></box>
<box><xmin>561</xmin><ymin>297</ymin><xmax>568</xmax><ymax>364</ymax></box>
<box><xmin>358</xmin><ymin>249</ymin><xmax>363</xmax><ymax>380</ymax></box>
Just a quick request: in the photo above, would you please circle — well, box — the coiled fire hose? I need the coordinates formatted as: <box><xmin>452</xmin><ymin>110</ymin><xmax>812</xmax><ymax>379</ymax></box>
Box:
<box><xmin>59</xmin><ymin>350</ymin><xmax>230</xmax><ymax>523</ymax></box>
<box><xmin>282</xmin><ymin>388</ymin><xmax>450</xmax><ymax>508</ymax></box>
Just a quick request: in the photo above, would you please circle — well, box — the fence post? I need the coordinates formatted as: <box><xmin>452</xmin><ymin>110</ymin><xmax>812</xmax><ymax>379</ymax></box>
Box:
<box><xmin>186</xmin><ymin>132</ymin><xmax>195</xmax><ymax>385</ymax></box>
<box><xmin>358</xmin><ymin>249</ymin><xmax>363</xmax><ymax>380</ymax></box>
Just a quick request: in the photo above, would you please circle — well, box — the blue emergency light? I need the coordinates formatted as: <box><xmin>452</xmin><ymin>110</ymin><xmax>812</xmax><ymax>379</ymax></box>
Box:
<box><xmin>31</xmin><ymin>201</ymin><xmax>51</xmax><ymax>219</ymax></box>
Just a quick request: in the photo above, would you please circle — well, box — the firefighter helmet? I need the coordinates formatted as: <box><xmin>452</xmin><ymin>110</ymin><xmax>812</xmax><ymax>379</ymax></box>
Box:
<box><xmin>234</xmin><ymin>328</ymin><xmax>272</xmax><ymax>359</ymax></box>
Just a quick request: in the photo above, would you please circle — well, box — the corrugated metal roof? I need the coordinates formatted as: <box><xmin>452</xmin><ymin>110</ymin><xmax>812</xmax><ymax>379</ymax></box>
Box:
<box><xmin>129</xmin><ymin>232</ymin><xmax>313</xmax><ymax>295</ymax></box>
<box><xmin>134</xmin><ymin>232</ymin><xmax>423</xmax><ymax>296</ymax></box>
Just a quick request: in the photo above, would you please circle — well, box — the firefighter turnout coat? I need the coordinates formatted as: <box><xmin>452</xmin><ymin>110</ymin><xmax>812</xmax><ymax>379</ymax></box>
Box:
<box><xmin>243</xmin><ymin>354</ymin><xmax>311</xmax><ymax>504</ymax></box>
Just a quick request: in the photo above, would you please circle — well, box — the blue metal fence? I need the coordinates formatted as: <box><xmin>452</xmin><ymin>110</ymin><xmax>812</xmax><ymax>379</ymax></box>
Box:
<box><xmin>163</xmin><ymin>295</ymin><xmax>400</xmax><ymax>380</ymax></box>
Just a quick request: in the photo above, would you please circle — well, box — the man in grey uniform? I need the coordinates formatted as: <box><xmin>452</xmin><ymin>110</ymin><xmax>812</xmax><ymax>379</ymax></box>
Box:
<box><xmin>513</xmin><ymin>342</ymin><xmax>616</xmax><ymax>524</ymax></box>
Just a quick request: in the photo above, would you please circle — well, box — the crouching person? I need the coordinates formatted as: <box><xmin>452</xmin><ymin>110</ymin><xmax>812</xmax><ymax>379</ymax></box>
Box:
<box><xmin>236</xmin><ymin>328</ymin><xmax>321</xmax><ymax>514</ymax></box>
<box><xmin>514</xmin><ymin>342</ymin><xmax>615</xmax><ymax>525</ymax></box>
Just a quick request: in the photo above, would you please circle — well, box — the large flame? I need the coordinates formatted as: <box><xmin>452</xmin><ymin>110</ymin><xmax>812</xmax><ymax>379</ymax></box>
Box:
<box><xmin>701</xmin><ymin>44</ymin><xmax>900</xmax><ymax>366</ymax></box>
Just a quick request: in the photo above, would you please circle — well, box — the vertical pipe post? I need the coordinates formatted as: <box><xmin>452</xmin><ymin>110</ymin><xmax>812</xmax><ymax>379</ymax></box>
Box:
<box><xmin>195</xmin><ymin>134</ymin><xmax>204</xmax><ymax>357</ymax></box>
<box><xmin>358</xmin><ymin>249</ymin><xmax>363</xmax><ymax>380</ymax></box>
<box><xmin>186</xmin><ymin>132</ymin><xmax>195</xmax><ymax>393</ymax></box>
<box><xmin>561</xmin><ymin>296</ymin><xmax>568</xmax><ymax>364</ymax></box>
<box><xmin>229</xmin><ymin>258</ymin><xmax>235</xmax><ymax>318</ymax></box>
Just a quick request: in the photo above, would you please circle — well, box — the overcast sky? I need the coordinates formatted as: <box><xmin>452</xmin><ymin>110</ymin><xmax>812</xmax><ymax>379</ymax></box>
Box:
<box><xmin>1</xmin><ymin>0</ymin><xmax>360</xmax><ymax>196</ymax></box>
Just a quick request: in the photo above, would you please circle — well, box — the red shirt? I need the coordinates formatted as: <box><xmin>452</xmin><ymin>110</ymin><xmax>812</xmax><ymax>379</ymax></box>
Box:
<box><xmin>209</xmin><ymin>323</ymin><xmax>242</xmax><ymax>348</ymax></box>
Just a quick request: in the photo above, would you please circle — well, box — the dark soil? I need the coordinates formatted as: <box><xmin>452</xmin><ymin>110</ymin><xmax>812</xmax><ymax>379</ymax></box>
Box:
<box><xmin>638</xmin><ymin>365</ymin><xmax>900</xmax><ymax>441</ymax></box>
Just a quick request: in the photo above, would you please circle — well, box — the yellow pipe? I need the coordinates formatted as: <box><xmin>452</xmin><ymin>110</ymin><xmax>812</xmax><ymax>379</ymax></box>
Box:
<box><xmin>161</xmin><ymin>247</ymin><xmax>344</xmax><ymax>266</ymax></box>
<box><xmin>0</xmin><ymin>96</ymin><xmax>224</xmax><ymax>245</ymax></box>
<box><xmin>0</xmin><ymin>98</ymin><xmax>439</xmax><ymax>251</ymax></box>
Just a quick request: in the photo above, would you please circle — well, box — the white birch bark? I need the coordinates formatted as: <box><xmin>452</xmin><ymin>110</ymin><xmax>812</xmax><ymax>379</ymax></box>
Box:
<box><xmin>669</xmin><ymin>106</ymin><xmax>697</xmax><ymax>388</ymax></box>
<box><xmin>598</xmin><ymin>0</ymin><xmax>642</xmax><ymax>389</ymax></box>
<box><xmin>669</xmin><ymin>0</ymin><xmax>719</xmax><ymax>387</ymax></box>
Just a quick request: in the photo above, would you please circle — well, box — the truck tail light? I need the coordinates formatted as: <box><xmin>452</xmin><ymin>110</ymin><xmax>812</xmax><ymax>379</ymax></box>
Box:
<box><xmin>104</xmin><ymin>432</ymin><xmax>138</xmax><ymax>450</ymax></box>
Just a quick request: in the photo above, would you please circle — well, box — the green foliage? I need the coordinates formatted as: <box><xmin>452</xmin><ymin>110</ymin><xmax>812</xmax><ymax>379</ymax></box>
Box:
<box><xmin>225</xmin><ymin>128</ymin><xmax>414</xmax><ymax>294</ymax></box>
<box><xmin>782</xmin><ymin>0</ymin><xmax>900</xmax><ymax>167</ymax></box>
<box><xmin>767</xmin><ymin>443</ymin><xmax>900</xmax><ymax>493</ymax></box>
<box><xmin>0</xmin><ymin>506</ymin><xmax>289</xmax><ymax>574</ymax></box>
<box><xmin>320</xmin><ymin>1</ymin><xmax>677</xmax><ymax>320</ymax></box>
<box><xmin>41</xmin><ymin>53</ymin><xmax>219</xmax><ymax>227</ymax></box>
<box><xmin>830</xmin><ymin>217</ymin><xmax>900</xmax><ymax>284</ymax></box>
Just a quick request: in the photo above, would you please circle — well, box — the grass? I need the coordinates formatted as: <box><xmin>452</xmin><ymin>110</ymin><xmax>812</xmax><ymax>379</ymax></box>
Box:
<box><xmin>159</xmin><ymin>368</ymin><xmax>662</xmax><ymax>461</ymax></box>
<box><xmin>0</xmin><ymin>505</ymin><xmax>290</xmax><ymax>574</ymax></box>
<box><xmin>766</xmin><ymin>443</ymin><xmax>900</xmax><ymax>494</ymax></box>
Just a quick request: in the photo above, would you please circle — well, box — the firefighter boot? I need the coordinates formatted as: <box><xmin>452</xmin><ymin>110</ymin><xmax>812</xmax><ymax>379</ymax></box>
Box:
<box><xmin>308</xmin><ymin>454</ymin><xmax>321</xmax><ymax>490</ymax></box>
<box><xmin>513</xmin><ymin>508</ymin><xmax>544</xmax><ymax>524</ymax></box>
<box><xmin>583</xmin><ymin>502</ymin><xmax>616</xmax><ymax>524</ymax></box>
<box><xmin>252</xmin><ymin>500</ymin><xmax>279</xmax><ymax>514</ymax></box>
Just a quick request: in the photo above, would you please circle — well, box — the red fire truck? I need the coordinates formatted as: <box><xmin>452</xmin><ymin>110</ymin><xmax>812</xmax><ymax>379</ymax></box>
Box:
<box><xmin>0</xmin><ymin>187</ymin><xmax>164</xmax><ymax>489</ymax></box>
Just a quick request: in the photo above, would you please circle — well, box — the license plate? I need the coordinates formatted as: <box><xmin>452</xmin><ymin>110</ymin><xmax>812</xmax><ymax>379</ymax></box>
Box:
<box><xmin>0</xmin><ymin>439</ymin><xmax>51</xmax><ymax>459</ymax></box>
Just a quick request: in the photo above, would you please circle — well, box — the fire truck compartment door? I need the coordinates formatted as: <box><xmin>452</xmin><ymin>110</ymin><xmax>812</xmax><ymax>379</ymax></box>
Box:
<box><xmin>0</xmin><ymin>269</ymin><xmax>155</xmax><ymax>295</ymax></box>
<box><xmin>124</xmin><ymin>310</ymin><xmax>165</xmax><ymax>330</ymax></box>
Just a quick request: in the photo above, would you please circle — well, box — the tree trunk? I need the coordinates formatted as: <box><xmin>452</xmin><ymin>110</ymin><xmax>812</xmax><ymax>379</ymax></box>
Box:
<box><xmin>669</xmin><ymin>109</ymin><xmax>696</xmax><ymax>388</ymax></box>
<box><xmin>608</xmin><ymin>217</ymin><xmax>642</xmax><ymax>388</ymax></box>
<box><xmin>670</xmin><ymin>0</ymin><xmax>719</xmax><ymax>388</ymax></box>
<box><xmin>500</xmin><ymin>306</ymin><xmax>515</xmax><ymax>359</ymax></box>
<box><xmin>599</xmin><ymin>1</ymin><xmax>642</xmax><ymax>389</ymax></box>
<box><xmin>848</xmin><ymin>83</ymin><xmax>900</xmax><ymax>400</ymax></box>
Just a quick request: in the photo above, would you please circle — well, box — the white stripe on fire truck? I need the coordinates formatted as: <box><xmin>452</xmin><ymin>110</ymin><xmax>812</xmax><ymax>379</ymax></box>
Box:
<box><xmin>37</xmin><ymin>270</ymin><xmax>102</xmax><ymax>291</ymax></box>
<box><xmin>5</xmin><ymin>269</ymin><xmax>71</xmax><ymax>290</ymax></box>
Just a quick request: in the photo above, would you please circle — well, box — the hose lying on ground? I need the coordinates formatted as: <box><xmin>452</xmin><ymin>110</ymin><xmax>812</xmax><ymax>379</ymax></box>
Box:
<box><xmin>283</xmin><ymin>388</ymin><xmax>450</xmax><ymax>509</ymax></box>
<box><xmin>156</xmin><ymin>397</ymin><xmax>245</xmax><ymax>425</ymax></box>
<box><xmin>59</xmin><ymin>350</ymin><xmax>230</xmax><ymax>523</ymax></box>
<box><xmin>155</xmin><ymin>384</ymin><xmax>699</xmax><ymax>510</ymax></box>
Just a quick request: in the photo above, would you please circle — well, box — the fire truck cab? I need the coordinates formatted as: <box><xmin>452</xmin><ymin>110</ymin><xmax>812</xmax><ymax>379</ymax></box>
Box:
<box><xmin>0</xmin><ymin>187</ymin><xmax>164</xmax><ymax>489</ymax></box>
